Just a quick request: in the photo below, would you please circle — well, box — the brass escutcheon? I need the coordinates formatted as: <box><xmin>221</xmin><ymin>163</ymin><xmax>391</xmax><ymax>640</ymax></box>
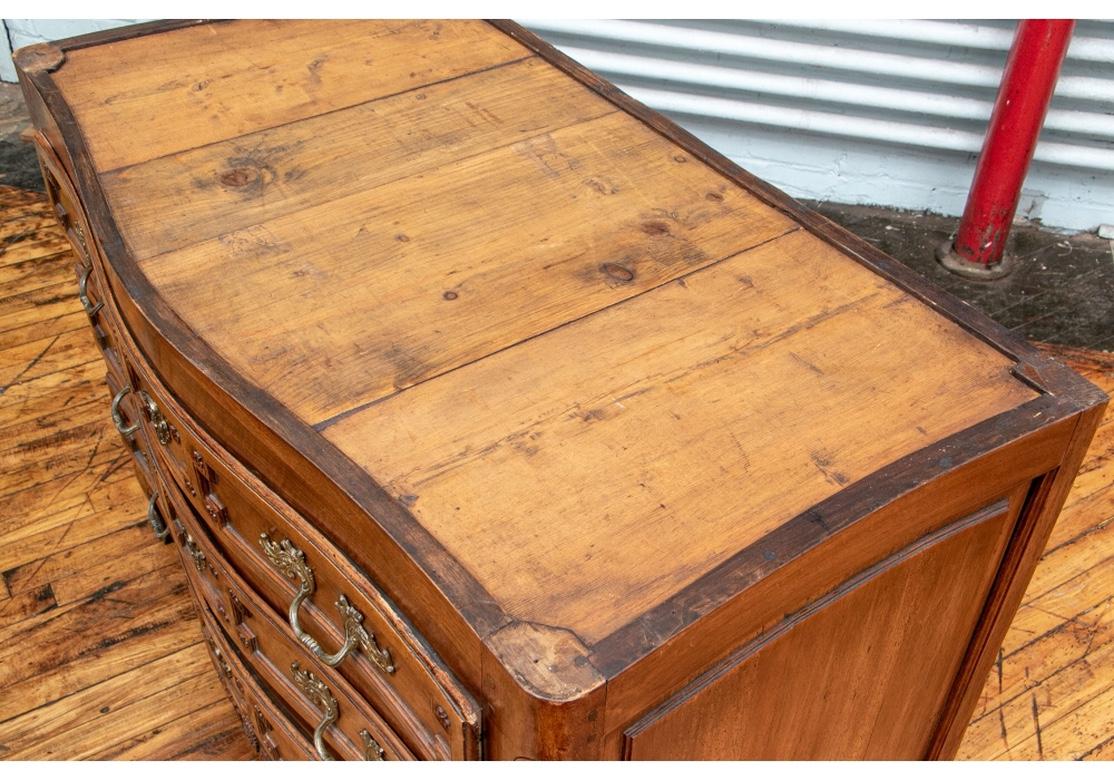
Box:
<box><xmin>359</xmin><ymin>730</ymin><xmax>386</xmax><ymax>761</ymax></box>
<box><xmin>136</xmin><ymin>390</ymin><xmax>172</xmax><ymax>445</ymax></box>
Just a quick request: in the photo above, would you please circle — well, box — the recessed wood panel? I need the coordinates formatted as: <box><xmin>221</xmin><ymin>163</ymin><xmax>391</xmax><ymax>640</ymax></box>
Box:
<box><xmin>624</xmin><ymin>496</ymin><xmax>1019</xmax><ymax>759</ymax></box>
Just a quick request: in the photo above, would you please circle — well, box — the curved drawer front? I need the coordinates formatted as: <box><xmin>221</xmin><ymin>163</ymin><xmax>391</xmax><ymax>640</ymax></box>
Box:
<box><xmin>71</xmin><ymin>259</ymin><xmax>118</xmax><ymax>365</ymax></box>
<box><xmin>32</xmin><ymin>131</ymin><xmax>95</xmax><ymax>267</ymax></box>
<box><xmin>34</xmin><ymin>139</ymin><xmax>127</xmax><ymax>385</ymax></box>
<box><xmin>123</xmin><ymin>349</ymin><xmax>479</xmax><ymax>759</ymax></box>
<box><xmin>198</xmin><ymin>605</ymin><xmax>317</xmax><ymax>761</ymax></box>
<box><xmin>165</xmin><ymin>483</ymin><xmax>414</xmax><ymax>761</ymax></box>
<box><xmin>105</xmin><ymin>369</ymin><xmax>151</xmax><ymax>479</ymax></box>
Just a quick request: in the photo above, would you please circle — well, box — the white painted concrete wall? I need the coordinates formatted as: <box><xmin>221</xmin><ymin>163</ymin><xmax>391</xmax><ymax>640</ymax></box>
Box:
<box><xmin>3</xmin><ymin>18</ymin><xmax>1111</xmax><ymax>233</ymax></box>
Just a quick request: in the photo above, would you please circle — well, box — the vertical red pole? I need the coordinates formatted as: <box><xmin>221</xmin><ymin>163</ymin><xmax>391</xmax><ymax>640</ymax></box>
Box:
<box><xmin>939</xmin><ymin>20</ymin><xmax>1074</xmax><ymax>279</ymax></box>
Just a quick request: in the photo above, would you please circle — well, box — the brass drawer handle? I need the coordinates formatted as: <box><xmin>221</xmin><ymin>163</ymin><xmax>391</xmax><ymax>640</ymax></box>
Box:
<box><xmin>110</xmin><ymin>385</ymin><xmax>139</xmax><ymax>438</ymax></box>
<box><xmin>259</xmin><ymin>533</ymin><xmax>394</xmax><ymax>673</ymax></box>
<box><xmin>291</xmin><ymin>662</ymin><xmax>337</xmax><ymax>761</ymax></box>
<box><xmin>110</xmin><ymin>384</ymin><xmax>172</xmax><ymax>446</ymax></box>
<box><xmin>147</xmin><ymin>494</ymin><xmax>171</xmax><ymax>543</ymax></box>
<box><xmin>77</xmin><ymin>265</ymin><xmax>104</xmax><ymax>319</ymax></box>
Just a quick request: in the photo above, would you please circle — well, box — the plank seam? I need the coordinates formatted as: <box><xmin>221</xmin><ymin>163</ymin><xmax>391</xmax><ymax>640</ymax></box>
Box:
<box><xmin>130</xmin><ymin>101</ymin><xmax>622</xmax><ymax>265</ymax></box>
<box><xmin>314</xmin><ymin>225</ymin><xmax>802</xmax><ymax>430</ymax></box>
<box><xmin>97</xmin><ymin>53</ymin><xmax>540</xmax><ymax>178</ymax></box>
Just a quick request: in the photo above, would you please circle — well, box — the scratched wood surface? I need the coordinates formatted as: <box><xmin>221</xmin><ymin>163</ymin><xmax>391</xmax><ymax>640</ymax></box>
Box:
<box><xmin>0</xmin><ymin>183</ymin><xmax>1109</xmax><ymax>759</ymax></box>
<box><xmin>55</xmin><ymin>20</ymin><xmax>528</xmax><ymax>173</ymax></box>
<box><xmin>325</xmin><ymin>227</ymin><xmax>1035</xmax><ymax>643</ymax></box>
<box><xmin>956</xmin><ymin>344</ymin><xmax>1114</xmax><ymax>761</ymax></box>
<box><xmin>60</xmin><ymin>18</ymin><xmax>1043</xmax><ymax>648</ymax></box>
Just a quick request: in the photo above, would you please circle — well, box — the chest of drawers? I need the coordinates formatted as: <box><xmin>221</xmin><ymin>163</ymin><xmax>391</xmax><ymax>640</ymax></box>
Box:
<box><xmin>15</xmin><ymin>19</ymin><xmax>1106</xmax><ymax>760</ymax></box>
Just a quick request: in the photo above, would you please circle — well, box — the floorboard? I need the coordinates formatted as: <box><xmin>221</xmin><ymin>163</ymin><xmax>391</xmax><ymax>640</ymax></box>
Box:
<box><xmin>0</xmin><ymin>184</ymin><xmax>1109</xmax><ymax>760</ymax></box>
<box><xmin>0</xmin><ymin>185</ymin><xmax>251</xmax><ymax>760</ymax></box>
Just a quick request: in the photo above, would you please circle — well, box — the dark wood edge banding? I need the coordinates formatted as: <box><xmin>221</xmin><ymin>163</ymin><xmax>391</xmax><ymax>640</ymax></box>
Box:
<box><xmin>15</xmin><ymin>19</ymin><xmax>1108</xmax><ymax>699</ymax></box>
<box><xmin>133</xmin><ymin>335</ymin><xmax>484</xmax><ymax>736</ymax></box>
<box><xmin>13</xmin><ymin>19</ymin><xmax>213</xmax><ymax>57</ymax></box>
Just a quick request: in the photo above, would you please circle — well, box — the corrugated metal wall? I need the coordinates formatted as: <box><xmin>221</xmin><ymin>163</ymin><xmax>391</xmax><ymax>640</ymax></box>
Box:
<box><xmin>525</xmin><ymin>20</ymin><xmax>1114</xmax><ymax>232</ymax></box>
<box><xmin>4</xmin><ymin>19</ymin><xmax>1112</xmax><ymax>231</ymax></box>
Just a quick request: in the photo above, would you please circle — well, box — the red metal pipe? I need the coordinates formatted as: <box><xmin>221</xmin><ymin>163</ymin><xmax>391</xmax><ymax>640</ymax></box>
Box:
<box><xmin>944</xmin><ymin>20</ymin><xmax>1074</xmax><ymax>277</ymax></box>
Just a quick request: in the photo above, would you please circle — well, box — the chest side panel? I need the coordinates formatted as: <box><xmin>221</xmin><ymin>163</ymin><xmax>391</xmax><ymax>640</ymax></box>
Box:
<box><xmin>623</xmin><ymin>491</ymin><xmax>1022</xmax><ymax>759</ymax></box>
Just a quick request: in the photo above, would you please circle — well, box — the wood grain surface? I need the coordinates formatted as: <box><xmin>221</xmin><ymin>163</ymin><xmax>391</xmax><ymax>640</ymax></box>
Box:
<box><xmin>57</xmin><ymin>18</ymin><xmax>1046</xmax><ymax>651</ymax></box>
<box><xmin>626</xmin><ymin>496</ymin><xmax>1019</xmax><ymax>759</ymax></box>
<box><xmin>136</xmin><ymin>109</ymin><xmax>794</xmax><ymax>422</ymax></box>
<box><xmin>1</xmin><ymin>185</ymin><xmax>1109</xmax><ymax>759</ymax></box>
<box><xmin>0</xmin><ymin>186</ymin><xmax>252</xmax><ymax>760</ymax></box>
<box><xmin>324</xmin><ymin>227</ymin><xmax>1035</xmax><ymax>643</ymax></box>
<box><xmin>56</xmin><ymin>20</ymin><xmax>529</xmax><ymax>172</ymax></box>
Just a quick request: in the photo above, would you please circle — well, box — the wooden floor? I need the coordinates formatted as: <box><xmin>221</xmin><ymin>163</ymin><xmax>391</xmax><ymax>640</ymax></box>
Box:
<box><xmin>0</xmin><ymin>184</ymin><xmax>1110</xmax><ymax>760</ymax></box>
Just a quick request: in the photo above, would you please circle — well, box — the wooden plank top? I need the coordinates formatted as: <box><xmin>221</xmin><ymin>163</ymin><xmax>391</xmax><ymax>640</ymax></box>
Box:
<box><xmin>324</xmin><ymin>227</ymin><xmax>1034</xmax><ymax>643</ymax></box>
<box><xmin>24</xmin><ymin>20</ymin><xmax>1070</xmax><ymax>667</ymax></box>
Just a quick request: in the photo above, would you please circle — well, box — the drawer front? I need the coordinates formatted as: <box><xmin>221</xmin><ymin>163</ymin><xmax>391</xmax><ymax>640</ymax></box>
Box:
<box><xmin>74</xmin><ymin>260</ymin><xmax>131</xmax><ymax>381</ymax></box>
<box><xmin>101</xmin><ymin>370</ymin><xmax>178</xmax><ymax>547</ymax></box>
<box><xmin>125</xmin><ymin>355</ymin><xmax>479</xmax><ymax>759</ymax></box>
<box><xmin>164</xmin><ymin>480</ymin><xmax>415</xmax><ymax>761</ymax></box>
<box><xmin>40</xmin><ymin>124</ymin><xmax>480</xmax><ymax>759</ymax></box>
<box><xmin>197</xmin><ymin>599</ymin><xmax>316</xmax><ymax>760</ymax></box>
<box><xmin>33</xmin><ymin>132</ymin><xmax>95</xmax><ymax>267</ymax></box>
<box><xmin>36</xmin><ymin>128</ymin><xmax>158</xmax><ymax>488</ymax></box>
<box><xmin>68</xmin><ymin>234</ymin><xmax>171</xmax><ymax>548</ymax></box>
<box><xmin>104</xmin><ymin>370</ymin><xmax>154</xmax><ymax>485</ymax></box>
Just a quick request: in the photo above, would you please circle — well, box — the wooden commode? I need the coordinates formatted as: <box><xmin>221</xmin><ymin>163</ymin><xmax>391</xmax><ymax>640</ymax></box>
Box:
<box><xmin>15</xmin><ymin>19</ymin><xmax>1106</xmax><ymax>760</ymax></box>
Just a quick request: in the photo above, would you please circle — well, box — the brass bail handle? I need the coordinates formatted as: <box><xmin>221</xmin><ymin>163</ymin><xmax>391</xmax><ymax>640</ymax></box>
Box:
<box><xmin>291</xmin><ymin>662</ymin><xmax>337</xmax><ymax>761</ymax></box>
<box><xmin>77</xmin><ymin>265</ymin><xmax>104</xmax><ymax>318</ymax></box>
<box><xmin>110</xmin><ymin>385</ymin><xmax>172</xmax><ymax>446</ymax></box>
<box><xmin>259</xmin><ymin>533</ymin><xmax>394</xmax><ymax>673</ymax></box>
<box><xmin>147</xmin><ymin>493</ymin><xmax>171</xmax><ymax>542</ymax></box>
<box><xmin>110</xmin><ymin>385</ymin><xmax>139</xmax><ymax>438</ymax></box>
